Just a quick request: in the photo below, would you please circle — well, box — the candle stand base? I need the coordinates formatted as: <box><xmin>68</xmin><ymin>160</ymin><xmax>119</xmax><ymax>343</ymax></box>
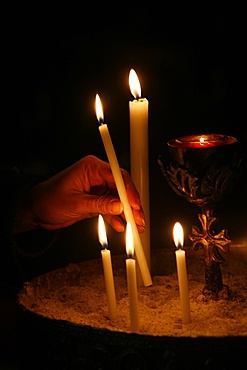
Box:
<box><xmin>16</xmin><ymin>247</ymin><xmax>247</xmax><ymax>370</ymax></box>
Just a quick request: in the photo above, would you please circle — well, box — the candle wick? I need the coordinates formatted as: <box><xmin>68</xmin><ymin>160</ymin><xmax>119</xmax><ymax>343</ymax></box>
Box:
<box><xmin>127</xmin><ymin>252</ymin><xmax>134</xmax><ymax>259</ymax></box>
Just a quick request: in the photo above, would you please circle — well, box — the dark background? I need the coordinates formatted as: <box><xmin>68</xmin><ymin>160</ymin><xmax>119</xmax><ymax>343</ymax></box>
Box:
<box><xmin>1</xmin><ymin>1</ymin><xmax>247</xmax><ymax>263</ymax></box>
<box><xmin>1</xmin><ymin>2</ymin><xmax>247</xmax><ymax>368</ymax></box>
<box><xmin>3</xmin><ymin>2</ymin><xmax>246</xmax><ymax>276</ymax></box>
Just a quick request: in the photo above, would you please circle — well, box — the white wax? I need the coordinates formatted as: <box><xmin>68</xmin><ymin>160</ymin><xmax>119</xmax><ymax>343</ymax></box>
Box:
<box><xmin>126</xmin><ymin>257</ymin><xmax>139</xmax><ymax>333</ymax></box>
<box><xmin>129</xmin><ymin>98</ymin><xmax>150</xmax><ymax>270</ymax></box>
<box><xmin>101</xmin><ymin>248</ymin><xmax>117</xmax><ymax>321</ymax></box>
<box><xmin>175</xmin><ymin>249</ymin><xmax>191</xmax><ymax>324</ymax></box>
<box><xmin>99</xmin><ymin>123</ymin><xmax>152</xmax><ymax>287</ymax></box>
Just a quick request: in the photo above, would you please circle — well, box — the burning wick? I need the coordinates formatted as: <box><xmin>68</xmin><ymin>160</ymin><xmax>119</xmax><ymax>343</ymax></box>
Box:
<box><xmin>200</xmin><ymin>137</ymin><xmax>205</xmax><ymax>144</ymax></box>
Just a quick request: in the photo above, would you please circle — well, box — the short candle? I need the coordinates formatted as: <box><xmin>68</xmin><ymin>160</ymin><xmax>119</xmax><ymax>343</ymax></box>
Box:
<box><xmin>126</xmin><ymin>222</ymin><xmax>139</xmax><ymax>333</ymax></box>
<box><xmin>98</xmin><ymin>215</ymin><xmax>117</xmax><ymax>321</ymax></box>
<box><xmin>173</xmin><ymin>222</ymin><xmax>191</xmax><ymax>325</ymax></box>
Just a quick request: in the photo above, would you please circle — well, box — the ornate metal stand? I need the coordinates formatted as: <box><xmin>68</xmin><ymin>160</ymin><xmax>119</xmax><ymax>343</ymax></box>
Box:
<box><xmin>158</xmin><ymin>137</ymin><xmax>241</xmax><ymax>300</ymax></box>
<box><xmin>190</xmin><ymin>210</ymin><xmax>230</xmax><ymax>299</ymax></box>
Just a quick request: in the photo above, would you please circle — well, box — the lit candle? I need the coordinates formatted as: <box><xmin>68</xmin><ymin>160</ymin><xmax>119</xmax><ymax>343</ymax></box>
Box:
<box><xmin>95</xmin><ymin>94</ymin><xmax>152</xmax><ymax>287</ymax></box>
<box><xmin>129</xmin><ymin>69</ymin><xmax>150</xmax><ymax>271</ymax></box>
<box><xmin>169</xmin><ymin>134</ymin><xmax>237</xmax><ymax>148</ymax></box>
<box><xmin>126</xmin><ymin>222</ymin><xmax>139</xmax><ymax>333</ymax></box>
<box><xmin>173</xmin><ymin>222</ymin><xmax>191</xmax><ymax>324</ymax></box>
<box><xmin>98</xmin><ymin>215</ymin><xmax>117</xmax><ymax>321</ymax></box>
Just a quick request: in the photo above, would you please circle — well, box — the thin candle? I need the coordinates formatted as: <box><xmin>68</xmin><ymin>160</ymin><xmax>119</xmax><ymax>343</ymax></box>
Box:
<box><xmin>173</xmin><ymin>222</ymin><xmax>191</xmax><ymax>324</ymax></box>
<box><xmin>126</xmin><ymin>222</ymin><xmax>139</xmax><ymax>333</ymax></box>
<box><xmin>129</xmin><ymin>69</ymin><xmax>150</xmax><ymax>273</ymax></box>
<box><xmin>95</xmin><ymin>94</ymin><xmax>152</xmax><ymax>287</ymax></box>
<box><xmin>98</xmin><ymin>215</ymin><xmax>117</xmax><ymax>321</ymax></box>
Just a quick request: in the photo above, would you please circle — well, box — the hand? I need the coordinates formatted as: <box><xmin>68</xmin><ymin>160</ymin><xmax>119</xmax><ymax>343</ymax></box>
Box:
<box><xmin>14</xmin><ymin>155</ymin><xmax>145</xmax><ymax>234</ymax></box>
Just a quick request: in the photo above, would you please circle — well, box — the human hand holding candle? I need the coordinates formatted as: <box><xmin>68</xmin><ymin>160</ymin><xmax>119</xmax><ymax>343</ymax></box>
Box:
<box><xmin>95</xmin><ymin>94</ymin><xmax>152</xmax><ymax>287</ymax></box>
<box><xmin>98</xmin><ymin>214</ymin><xmax>117</xmax><ymax>321</ymax></box>
<box><xmin>129</xmin><ymin>69</ymin><xmax>150</xmax><ymax>269</ymax></box>
<box><xmin>126</xmin><ymin>222</ymin><xmax>139</xmax><ymax>333</ymax></box>
<box><xmin>173</xmin><ymin>222</ymin><xmax>191</xmax><ymax>324</ymax></box>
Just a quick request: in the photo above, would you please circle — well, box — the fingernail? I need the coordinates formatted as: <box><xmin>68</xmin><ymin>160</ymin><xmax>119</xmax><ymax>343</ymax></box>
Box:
<box><xmin>132</xmin><ymin>202</ymin><xmax>141</xmax><ymax>210</ymax></box>
<box><xmin>118</xmin><ymin>224</ymin><xmax>125</xmax><ymax>232</ymax></box>
<box><xmin>109</xmin><ymin>200</ymin><xmax>123</xmax><ymax>214</ymax></box>
<box><xmin>139</xmin><ymin>225</ymin><xmax>145</xmax><ymax>233</ymax></box>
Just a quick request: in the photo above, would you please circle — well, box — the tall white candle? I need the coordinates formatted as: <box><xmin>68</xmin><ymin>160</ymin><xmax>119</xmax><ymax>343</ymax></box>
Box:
<box><xmin>129</xmin><ymin>69</ymin><xmax>150</xmax><ymax>271</ymax></box>
<box><xmin>98</xmin><ymin>215</ymin><xmax>117</xmax><ymax>321</ymax></box>
<box><xmin>173</xmin><ymin>222</ymin><xmax>191</xmax><ymax>324</ymax></box>
<box><xmin>126</xmin><ymin>222</ymin><xmax>139</xmax><ymax>333</ymax></box>
<box><xmin>95</xmin><ymin>94</ymin><xmax>152</xmax><ymax>287</ymax></box>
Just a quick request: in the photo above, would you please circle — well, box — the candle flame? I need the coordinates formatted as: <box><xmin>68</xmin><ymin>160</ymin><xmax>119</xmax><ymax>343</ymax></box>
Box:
<box><xmin>173</xmin><ymin>222</ymin><xmax>184</xmax><ymax>249</ymax></box>
<box><xmin>126</xmin><ymin>222</ymin><xmax>134</xmax><ymax>257</ymax></box>
<box><xmin>95</xmin><ymin>94</ymin><xmax>104</xmax><ymax>124</ymax></box>
<box><xmin>98</xmin><ymin>215</ymin><xmax>108</xmax><ymax>248</ymax></box>
<box><xmin>129</xmin><ymin>69</ymin><xmax>141</xmax><ymax>99</ymax></box>
<box><xmin>200</xmin><ymin>137</ymin><xmax>205</xmax><ymax>144</ymax></box>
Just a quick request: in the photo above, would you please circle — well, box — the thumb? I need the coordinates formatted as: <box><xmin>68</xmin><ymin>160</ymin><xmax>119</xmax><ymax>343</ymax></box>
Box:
<box><xmin>96</xmin><ymin>196</ymin><xmax>123</xmax><ymax>215</ymax></box>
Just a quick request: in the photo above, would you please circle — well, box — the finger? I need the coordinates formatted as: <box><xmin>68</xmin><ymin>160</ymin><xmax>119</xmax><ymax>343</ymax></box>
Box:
<box><xmin>103</xmin><ymin>214</ymin><xmax>125</xmax><ymax>232</ymax></box>
<box><xmin>103</xmin><ymin>209</ymin><xmax>145</xmax><ymax>234</ymax></box>
<box><xmin>105</xmin><ymin>214</ymin><xmax>145</xmax><ymax>233</ymax></box>
<box><xmin>136</xmin><ymin>224</ymin><xmax>145</xmax><ymax>233</ymax></box>
<box><xmin>95</xmin><ymin>159</ymin><xmax>142</xmax><ymax>212</ymax></box>
<box><xmin>81</xmin><ymin>194</ymin><xmax>123</xmax><ymax>215</ymax></box>
<box><xmin>121</xmin><ymin>169</ymin><xmax>142</xmax><ymax>210</ymax></box>
<box><xmin>132</xmin><ymin>207</ymin><xmax>146</xmax><ymax>229</ymax></box>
